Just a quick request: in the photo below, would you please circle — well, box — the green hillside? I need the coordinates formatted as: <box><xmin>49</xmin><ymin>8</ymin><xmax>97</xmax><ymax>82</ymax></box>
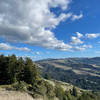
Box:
<box><xmin>0</xmin><ymin>54</ymin><xmax>100</xmax><ymax>100</ymax></box>
<box><xmin>36</xmin><ymin>57</ymin><xmax>100</xmax><ymax>90</ymax></box>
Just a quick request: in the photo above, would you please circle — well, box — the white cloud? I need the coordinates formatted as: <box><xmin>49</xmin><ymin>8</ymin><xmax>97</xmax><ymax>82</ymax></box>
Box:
<box><xmin>76</xmin><ymin>32</ymin><xmax>83</xmax><ymax>38</ymax></box>
<box><xmin>23</xmin><ymin>55</ymin><xmax>37</xmax><ymax>59</ymax></box>
<box><xmin>74</xmin><ymin>46</ymin><xmax>85</xmax><ymax>51</ymax></box>
<box><xmin>0</xmin><ymin>43</ymin><xmax>30</xmax><ymax>51</ymax></box>
<box><xmin>0</xmin><ymin>0</ymin><xmax>73</xmax><ymax>51</ymax></box>
<box><xmin>86</xmin><ymin>33</ymin><xmax>100</xmax><ymax>39</ymax></box>
<box><xmin>35</xmin><ymin>52</ymin><xmax>41</xmax><ymax>55</ymax></box>
<box><xmin>71</xmin><ymin>13</ymin><xmax>83</xmax><ymax>21</ymax></box>
<box><xmin>15</xmin><ymin>47</ymin><xmax>30</xmax><ymax>52</ymax></box>
<box><xmin>70</xmin><ymin>32</ymin><xmax>84</xmax><ymax>45</ymax></box>
<box><xmin>70</xmin><ymin>36</ymin><xmax>84</xmax><ymax>45</ymax></box>
<box><xmin>74</xmin><ymin>44</ymin><xmax>92</xmax><ymax>51</ymax></box>
<box><xmin>82</xmin><ymin>44</ymin><xmax>92</xmax><ymax>48</ymax></box>
<box><xmin>0</xmin><ymin>43</ymin><xmax>12</xmax><ymax>50</ymax></box>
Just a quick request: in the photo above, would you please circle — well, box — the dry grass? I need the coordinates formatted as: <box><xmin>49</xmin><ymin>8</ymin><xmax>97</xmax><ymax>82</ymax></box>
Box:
<box><xmin>0</xmin><ymin>89</ymin><xmax>43</xmax><ymax>100</ymax></box>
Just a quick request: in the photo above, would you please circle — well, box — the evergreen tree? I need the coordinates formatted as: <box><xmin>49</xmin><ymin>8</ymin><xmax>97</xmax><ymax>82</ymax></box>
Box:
<box><xmin>72</xmin><ymin>87</ymin><xmax>78</xmax><ymax>97</ymax></box>
<box><xmin>8</xmin><ymin>54</ymin><xmax>17</xmax><ymax>83</ymax></box>
<box><xmin>0</xmin><ymin>54</ymin><xmax>9</xmax><ymax>84</ymax></box>
<box><xmin>24</xmin><ymin>57</ymin><xmax>41</xmax><ymax>85</ymax></box>
<box><xmin>44</xmin><ymin>73</ymin><xmax>51</xmax><ymax>80</ymax></box>
<box><xmin>17</xmin><ymin>57</ymin><xmax>25</xmax><ymax>82</ymax></box>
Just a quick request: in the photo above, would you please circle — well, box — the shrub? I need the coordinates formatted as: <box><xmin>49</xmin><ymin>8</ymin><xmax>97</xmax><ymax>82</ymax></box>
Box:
<box><xmin>13</xmin><ymin>81</ymin><xmax>28</xmax><ymax>91</ymax></box>
<box><xmin>55</xmin><ymin>85</ymin><xmax>65</xmax><ymax>100</ymax></box>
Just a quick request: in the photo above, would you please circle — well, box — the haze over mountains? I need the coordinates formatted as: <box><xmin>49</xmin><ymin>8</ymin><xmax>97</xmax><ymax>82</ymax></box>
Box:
<box><xmin>36</xmin><ymin>57</ymin><xmax>100</xmax><ymax>90</ymax></box>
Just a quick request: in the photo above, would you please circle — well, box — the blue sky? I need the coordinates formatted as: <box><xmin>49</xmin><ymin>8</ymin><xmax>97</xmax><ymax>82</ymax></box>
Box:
<box><xmin>0</xmin><ymin>0</ymin><xmax>100</xmax><ymax>60</ymax></box>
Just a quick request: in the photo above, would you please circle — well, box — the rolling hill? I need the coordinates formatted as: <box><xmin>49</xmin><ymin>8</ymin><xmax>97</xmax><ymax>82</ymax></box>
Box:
<box><xmin>36</xmin><ymin>57</ymin><xmax>100</xmax><ymax>90</ymax></box>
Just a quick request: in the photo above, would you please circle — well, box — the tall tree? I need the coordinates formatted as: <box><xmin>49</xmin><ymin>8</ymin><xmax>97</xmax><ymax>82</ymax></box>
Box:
<box><xmin>0</xmin><ymin>54</ymin><xmax>9</xmax><ymax>84</ymax></box>
<box><xmin>8</xmin><ymin>54</ymin><xmax>17</xmax><ymax>83</ymax></box>
<box><xmin>72</xmin><ymin>87</ymin><xmax>78</xmax><ymax>97</ymax></box>
<box><xmin>24</xmin><ymin>57</ymin><xmax>41</xmax><ymax>85</ymax></box>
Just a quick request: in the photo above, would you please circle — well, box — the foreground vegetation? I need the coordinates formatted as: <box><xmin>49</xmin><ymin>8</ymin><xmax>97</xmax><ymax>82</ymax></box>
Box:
<box><xmin>0</xmin><ymin>54</ymin><xmax>100</xmax><ymax>100</ymax></box>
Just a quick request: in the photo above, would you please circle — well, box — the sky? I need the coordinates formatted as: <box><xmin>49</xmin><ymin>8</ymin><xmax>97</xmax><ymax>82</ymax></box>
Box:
<box><xmin>0</xmin><ymin>0</ymin><xmax>100</xmax><ymax>60</ymax></box>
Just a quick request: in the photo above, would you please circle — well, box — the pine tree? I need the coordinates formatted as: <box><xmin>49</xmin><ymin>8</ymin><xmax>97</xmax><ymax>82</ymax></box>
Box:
<box><xmin>24</xmin><ymin>57</ymin><xmax>41</xmax><ymax>85</ymax></box>
<box><xmin>72</xmin><ymin>87</ymin><xmax>78</xmax><ymax>97</ymax></box>
<box><xmin>8</xmin><ymin>54</ymin><xmax>18</xmax><ymax>83</ymax></box>
<box><xmin>44</xmin><ymin>73</ymin><xmax>51</xmax><ymax>80</ymax></box>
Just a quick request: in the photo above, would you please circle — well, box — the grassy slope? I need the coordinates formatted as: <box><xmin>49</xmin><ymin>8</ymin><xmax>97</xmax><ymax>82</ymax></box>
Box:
<box><xmin>0</xmin><ymin>79</ymin><xmax>84</xmax><ymax>100</ymax></box>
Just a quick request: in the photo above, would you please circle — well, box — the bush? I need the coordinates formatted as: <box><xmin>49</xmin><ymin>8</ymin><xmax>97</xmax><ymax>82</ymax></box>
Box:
<box><xmin>13</xmin><ymin>81</ymin><xmax>28</xmax><ymax>91</ymax></box>
<box><xmin>31</xmin><ymin>80</ymin><xmax>55</xmax><ymax>99</ymax></box>
<box><xmin>55</xmin><ymin>85</ymin><xmax>65</xmax><ymax>100</ymax></box>
<box><xmin>45</xmin><ymin>81</ymin><xmax>55</xmax><ymax>98</ymax></box>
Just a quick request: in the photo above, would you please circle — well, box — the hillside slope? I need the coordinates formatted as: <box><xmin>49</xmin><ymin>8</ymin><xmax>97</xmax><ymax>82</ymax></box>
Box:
<box><xmin>0</xmin><ymin>79</ymin><xmax>100</xmax><ymax>100</ymax></box>
<box><xmin>36</xmin><ymin>57</ymin><xmax>100</xmax><ymax>90</ymax></box>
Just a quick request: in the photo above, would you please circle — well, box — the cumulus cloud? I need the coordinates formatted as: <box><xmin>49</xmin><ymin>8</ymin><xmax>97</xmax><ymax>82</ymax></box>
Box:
<box><xmin>0</xmin><ymin>43</ymin><xmax>30</xmax><ymax>51</ymax></box>
<box><xmin>69</xmin><ymin>32</ymin><xmax>96</xmax><ymax>51</ymax></box>
<box><xmin>82</xmin><ymin>44</ymin><xmax>92</xmax><ymax>48</ymax></box>
<box><xmin>74</xmin><ymin>45</ymin><xmax>92</xmax><ymax>51</ymax></box>
<box><xmin>0</xmin><ymin>43</ymin><xmax>12</xmax><ymax>50</ymax></box>
<box><xmin>74</xmin><ymin>46</ymin><xmax>85</xmax><ymax>51</ymax></box>
<box><xmin>15</xmin><ymin>47</ymin><xmax>30</xmax><ymax>52</ymax></box>
<box><xmin>86</xmin><ymin>33</ymin><xmax>100</xmax><ymax>39</ymax></box>
<box><xmin>35</xmin><ymin>52</ymin><xmax>41</xmax><ymax>55</ymax></box>
<box><xmin>76</xmin><ymin>32</ymin><xmax>83</xmax><ymax>38</ymax></box>
<box><xmin>0</xmin><ymin>0</ymin><xmax>73</xmax><ymax>51</ymax></box>
<box><xmin>70</xmin><ymin>36</ymin><xmax>84</xmax><ymax>45</ymax></box>
<box><xmin>71</xmin><ymin>13</ymin><xmax>83</xmax><ymax>21</ymax></box>
<box><xmin>70</xmin><ymin>32</ymin><xmax>84</xmax><ymax>45</ymax></box>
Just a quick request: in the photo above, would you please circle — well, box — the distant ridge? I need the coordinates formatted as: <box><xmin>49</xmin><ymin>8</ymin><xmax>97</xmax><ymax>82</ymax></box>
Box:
<box><xmin>36</xmin><ymin>57</ymin><xmax>100</xmax><ymax>90</ymax></box>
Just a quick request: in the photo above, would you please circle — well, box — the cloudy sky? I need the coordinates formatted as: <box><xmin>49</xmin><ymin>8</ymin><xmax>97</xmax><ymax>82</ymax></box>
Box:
<box><xmin>0</xmin><ymin>0</ymin><xmax>100</xmax><ymax>60</ymax></box>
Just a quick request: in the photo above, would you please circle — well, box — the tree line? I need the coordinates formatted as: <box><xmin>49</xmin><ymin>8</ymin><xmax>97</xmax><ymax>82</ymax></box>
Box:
<box><xmin>0</xmin><ymin>54</ymin><xmax>40</xmax><ymax>85</ymax></box>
